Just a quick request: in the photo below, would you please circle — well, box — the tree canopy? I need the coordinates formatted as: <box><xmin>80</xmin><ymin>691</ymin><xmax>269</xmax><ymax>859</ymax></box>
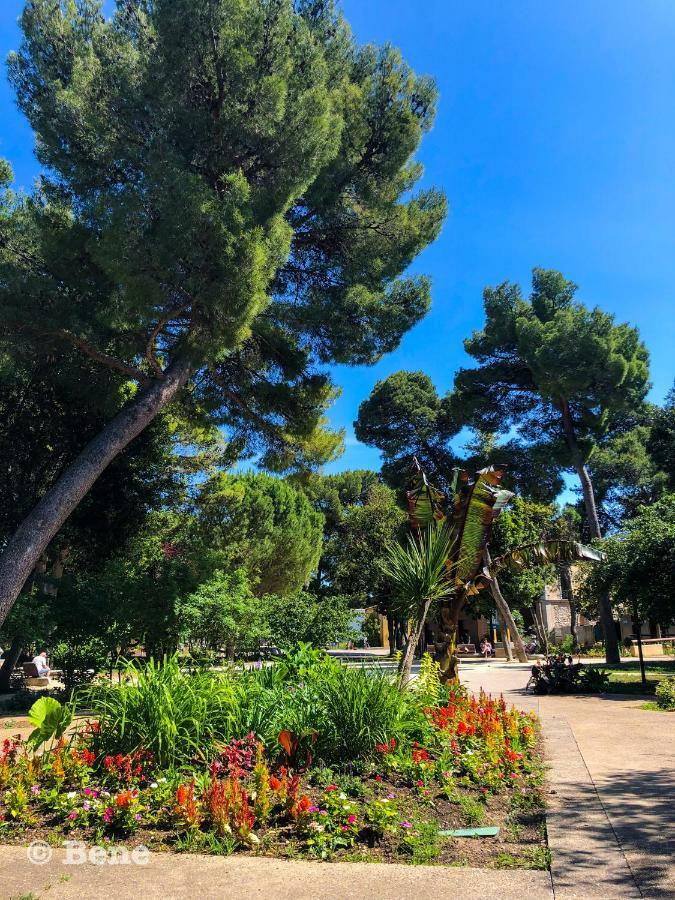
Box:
<box><xmin>195</xmin><ymin>471</ymin><xmax>324</xmax><ymax>596</ymax></box>
<box><xmin>581</xmin><ymin>494</ymin><xmax>675</xmax><ymax>628</ymax></box>
<box><xmin>0</xmin><ymin>0</ymin><xmax>446</xmax><ymax>624</ymax></box>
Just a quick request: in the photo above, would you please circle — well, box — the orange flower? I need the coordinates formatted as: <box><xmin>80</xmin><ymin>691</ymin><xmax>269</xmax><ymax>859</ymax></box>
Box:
<box><xmin>269</xmin><ymin>775</ymin><xmax>282</xmax><ymax>791</ymax></box>
<box><xmin>115</xmin><ymin>790</ymin><xmax>133</xmax><ymax>809</ymax></box>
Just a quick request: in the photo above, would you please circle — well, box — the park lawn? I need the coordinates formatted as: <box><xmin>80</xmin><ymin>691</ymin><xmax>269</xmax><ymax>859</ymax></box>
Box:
<box><xmin>587</xmin><ymin>660</ymin><xmax>675</xmax><ymax>694</ymax></box>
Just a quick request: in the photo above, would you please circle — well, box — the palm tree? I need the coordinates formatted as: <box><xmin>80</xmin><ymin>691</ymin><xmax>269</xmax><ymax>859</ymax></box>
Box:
<box><xmin>380</xmin><ymin>521</ymin><xmax>454</xmax><ymax>687</ymax></box>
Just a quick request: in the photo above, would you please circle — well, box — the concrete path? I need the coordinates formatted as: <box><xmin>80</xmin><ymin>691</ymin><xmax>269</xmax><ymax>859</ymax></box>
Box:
<box><xmin>0</xmin><ymin>846</ymin><xmax>554</xmax><ymax>900</ymax></box>
<box><xmin>460</xmin><ymin>660</ymin><xmax>675</xmax><ymax>899</ymax></box>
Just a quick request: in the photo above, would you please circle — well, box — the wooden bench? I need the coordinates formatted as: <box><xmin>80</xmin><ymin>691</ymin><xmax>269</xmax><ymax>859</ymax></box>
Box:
<box><xmin>22</xmin><ymin>662</ymin><xmax>50</xmax><ymax>687</ymax></box>
<box><xmin>457</xmin><ymin>643</ymin><xmax>476</xmax><ymax>656</ymax></box>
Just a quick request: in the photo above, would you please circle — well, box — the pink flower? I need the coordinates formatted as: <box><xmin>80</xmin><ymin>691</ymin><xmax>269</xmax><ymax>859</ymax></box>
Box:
<box><xmin>308</xmin><ymin>806</ymin><xmax>320</xmax><ymax>813</ymax></box>
<box><xmin>134</xmin><ymin>813</ymin><xmax>142</xmax><ymax>822</ymax></box>
<box><xmin>387</xmin><ymin>793</ymin><xmax>396</xmax><ymax>800</ymax></box>
<box><xmin>480</xmin><ymin>787</ymin><xmax>489</xmax><ymax>793</ymax></box>
<box><xmin>68</xmin><ymin>811</ymin><xmax>78</xmax><ymax>820</ymax></box>
<box><xmin>400</xmin><ymin>821</ymin><xmax>413</xmax><ymax>829</ymax></box>
<box><xmin>103</xmin><ymin>807</ymin><xmax>113</xmax><ymax>823</ymax></box>
<box><xmin>30</xmin><ymin>785</ymin><xmax>40</xmax><ymax>795</ymax></box>
<box><xmin>415</xmin><ymin>779</ymin><xmax>424</xmax><ymax>787</ymax></box>
<box><xmin>325</xmin><ymin>784</ymin><xmax>337</xmax><ymax>792</ymax></box>
<box><xmin>347</xmin><ymin>815</ymin><xmax>357</xmax><ymax>825</ymax></box>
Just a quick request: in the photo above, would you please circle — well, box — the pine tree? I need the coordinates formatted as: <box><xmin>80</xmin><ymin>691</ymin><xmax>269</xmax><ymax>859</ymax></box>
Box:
<box><xmin>453</xmin><ymin>268</ymin><xmax>650</xmax><ymax>663</ymax></box>
<box><xmin>0</xmin><ymin>0</ymin><xmax>446</xmax><ymax>625</ymax></box>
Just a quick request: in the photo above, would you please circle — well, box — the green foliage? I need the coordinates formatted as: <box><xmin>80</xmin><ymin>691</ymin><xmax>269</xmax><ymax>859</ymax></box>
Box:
<box><xmin>50</xmin><ymin>638</ymin><xmax>110</xmax><ymax>690</ymax></box>
<box><xmin>416</xmin><ymin>653</ymin><xmax>444</xmax><ymax>708</ymax></box>
<box><xmin>180</xmin><ymin>569</ymin><xmax>264</xmax><ymax>655</ymax></box>
<box><xmin>81</xmin><ymin>651</ymin><xmax>431</xmax><ymax>770</ymax></box>
<box><xmin>380</xmin><ymin>521</ymin><xmax>454</xmax><ymax>620</ymax></box>
<box><xmin>318</xmin><ymin>481</ymin><xmax>406</xmax><ymax>607</ymax></box>
<box><xmin>589</xmin><ymin>419</ymin><xmax>670</xmax><ymax>528</ymax></box>
<box><xmin>355</xmin><ymin>371</ymin><xmax>459</xmax><ymax>494</ymax></box>
<box><xmin>354</xmin><ymin>370</ymin><xmax>564</xmax><ymax>502</ymax></box>
<box><xmin>2</xmin><ymin>0</ymin><xmax>445</xmax><ymax>477</ymax></box>
<box><xmin>311</xmin><ymin>665</ymin><xmax>430</xmax><ymax>764</ymax></box>
<box><xmin>648</xmin><ymin>386</ymin><xmax>675</xmax><ymax>488</ymax></box>
<box><xmin>83</xmin><ymin>656</ymin><xmax>246</xmax><ymax>768</ymax></box>
<box><xmin>577</xmin><ymin>667</ymin><xmax>610</xmax><ymax>692</ymax></box>
<box><xmin>399</xmin><ymin>818</ymin><xmax>442</xmax><ymax>864</ymax></box>
<box><xmin>27</xmin><ymin>696</ymin><xmax>73</xmax><ymax>750</ymax></box>
<box><xmin>489</xmin><ymin>498</ymin><xmax>557</xmax><ymax>615</ymax></box>
<box><xmin>581</xmin><ymin>494</ymin><xmax>675</xmax><ymax>625</ymax></box>
<box><xmin>452</xmin><ymin>268</ymin><xmax>650</xmax><ymax>526</ymax></box>
<box><xmin>261</xmin><ymin>593</ymin><xmax>353</xmax><ymax>649</ymax></box>
<box><xmin>655</xmin><ymin>677</ymin><xmax>675</xmax><ymax>711</ymax></box>
<box><xmin>196</xmin><ymin>473</ymin><xmax>324</xmax><ymax>596</ymax></box>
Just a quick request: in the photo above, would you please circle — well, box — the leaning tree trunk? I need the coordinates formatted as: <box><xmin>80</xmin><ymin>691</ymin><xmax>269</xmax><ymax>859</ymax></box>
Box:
<box><xmin>398</xmin><ymin>599</ymin><xmax>432</xmax><ymax>688</ymax></box>
<box><xmin>0</xmin><ymin>634</ymin><xmax>24</xmax><ymax>693</ymax></box>
<box><xmin>559</xmin><ymin>399</ymin><xmax>620</xmax><ymax>664</ymax></box>
<box><xmin>484</xmin><ymin>549</ymin><xmax>528</xmax><ymax>662</ymax></box>
<box><xmin>494</xmin><ymin>606</ymin><xmax>513</xmax><ymax>661</ymax></box>
<box><xmin>0</xmin><ymin>554</ymin><xmax>51</xmax><ymax>692</ymax></box>
<box><xmin>0</xmin><ymin>358</ymin><xmax>192</xmax><ymax>628</ymax></box>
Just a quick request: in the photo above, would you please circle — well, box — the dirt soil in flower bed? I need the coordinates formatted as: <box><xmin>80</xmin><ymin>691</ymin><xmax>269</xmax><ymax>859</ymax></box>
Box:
<box><xmin>0</xmin><ymin>756</ymin><xmax>547</xmax><ymax>869</ymax></box>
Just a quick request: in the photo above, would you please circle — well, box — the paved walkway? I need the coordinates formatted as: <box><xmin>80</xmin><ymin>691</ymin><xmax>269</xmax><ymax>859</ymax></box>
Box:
<box><xmin>0</xmin><ymin>848</ymin><xmax>554</xmax><ymax>900</ymax></box>
<box><xmin>460</xmin><ymin>659</ymin><xmax>675</xmax><ymax>899</ymax></box>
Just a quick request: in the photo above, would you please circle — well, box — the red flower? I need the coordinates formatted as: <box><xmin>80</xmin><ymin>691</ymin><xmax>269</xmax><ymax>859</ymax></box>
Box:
<box><xmin>269</xmin><ymin>775</ymin><xmax>282</xmax><ymax>791</ymax></box>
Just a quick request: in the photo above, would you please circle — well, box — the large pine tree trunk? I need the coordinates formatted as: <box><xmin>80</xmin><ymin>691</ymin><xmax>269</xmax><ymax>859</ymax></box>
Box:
<box><xmin>0</xmin><ymin>359</ymin><xmax>192</xmax><ymax>628</ymax></box>
<box><xmin>559</xmin><ymin>399</ymin><xmax>620</xmax><ymax>665</ymax></box>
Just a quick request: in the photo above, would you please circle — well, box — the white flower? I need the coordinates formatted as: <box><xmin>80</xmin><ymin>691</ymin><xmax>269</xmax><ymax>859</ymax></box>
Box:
<box><xmin>248</xmin><ymin>833</ymin><xmax>260</xmax><ymax>844</ymax></box>
<box><xmin>339</xmin><ymin>792</ymin><xmax>347</xmax><ymax>800</ymax></box>
<box><xmin>66</xmin><ymin>791</ymin><xmax>77</xmax><ymax>799</ymax></box>
<box><xmin>308</xmin><ymin>821</ymin><xmax>324</xmax><ymax>832</ymax></box>
<box><xmin>158</xmin><ymin>777</ymin><xmax>167</xmax><ymax>783</ymax></box>
<box><xmin>150</xmin><ymin>782</ymin><xmax>158</xmax><ymax>789</ymax></box>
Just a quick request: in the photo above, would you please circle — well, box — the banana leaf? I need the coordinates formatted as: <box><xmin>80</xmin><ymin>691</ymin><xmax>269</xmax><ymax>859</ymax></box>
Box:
<box><xmin>446</xmin><ymin>466</ymin><xmax>514</xmax><ymax>589</ymax></box>
<box><xmin>406</xmin><ymin>458</ymin><xmax>447</xmax><ymax>528</ymax></box>
<box><xmin>489</xmin><ymin>540</ymin><xmax>602</xmax><ymax>574</ymax></box>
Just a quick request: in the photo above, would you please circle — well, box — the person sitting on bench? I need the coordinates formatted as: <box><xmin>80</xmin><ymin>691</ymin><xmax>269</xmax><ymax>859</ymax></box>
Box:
<box><xmin>32</xmin><ymin>651</ymin><xmax>50</xmax><ymax>678</ymax></box>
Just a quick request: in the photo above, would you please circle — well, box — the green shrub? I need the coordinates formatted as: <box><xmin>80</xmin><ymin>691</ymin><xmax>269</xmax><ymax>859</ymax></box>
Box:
<box><xmin>578</xmin><ymin>667</ymin><xmax>610</xmax><ymax>692</ymax></box>
<box><xmin>82</xmin><ymin>656</ymin><xmax>245</xmax><ymax>768</ymax></box>
<box><xmin>51</xmin><ymin>638</ymin><xmax>110</xmax><ymax>689</ymax></box>
<box><xmin>655</xmin><ymin>676</ymin><xmax>675</xmax><ymax>710</ymax></box>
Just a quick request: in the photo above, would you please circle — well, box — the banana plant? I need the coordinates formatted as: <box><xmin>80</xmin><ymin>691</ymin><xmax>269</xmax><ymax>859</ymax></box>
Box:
<box><xmin>390</xmin><ymin>459</ymin><xmax>601</xmax><ymax>681</ymax></box>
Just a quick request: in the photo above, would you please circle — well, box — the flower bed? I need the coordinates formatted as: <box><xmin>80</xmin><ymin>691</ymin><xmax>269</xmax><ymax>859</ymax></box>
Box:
<box><xmin>0</xmin><ymin>654</ymin><xmax>548</xmax><ymax>868</ymax></box>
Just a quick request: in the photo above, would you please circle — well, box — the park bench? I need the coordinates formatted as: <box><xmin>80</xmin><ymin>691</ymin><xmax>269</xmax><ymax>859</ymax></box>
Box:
<box><xmin>457</xmin><ymin>643</ymin><xmax>476</xmax><ymax>656</ymax></box>
<box><xmin>22</xmin><ymin>662</ymin><xmax>50</xmax><ymax>687</ymax></box>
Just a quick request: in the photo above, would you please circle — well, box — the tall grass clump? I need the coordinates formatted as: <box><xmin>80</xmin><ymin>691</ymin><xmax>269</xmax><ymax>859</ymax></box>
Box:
<box><xmin>81</xmin><ymin>656</ymin><xmax>244</xmax><ymax>768</ymax></box>
<box><xmin>314</xmin><ymin>664</ymin><xmax>431</xmax><ymax>764</ymax></box>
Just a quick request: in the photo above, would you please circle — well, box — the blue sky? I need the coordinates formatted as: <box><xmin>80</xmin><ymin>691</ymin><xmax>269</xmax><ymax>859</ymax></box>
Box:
<box><xmin>1</xmin><ymin>1</ymin><xmax>673</xmax><ymax>478</ymax></box>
